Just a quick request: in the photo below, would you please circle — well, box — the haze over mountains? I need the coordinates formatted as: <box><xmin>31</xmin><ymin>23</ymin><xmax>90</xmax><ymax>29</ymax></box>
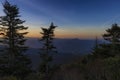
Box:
<box><xmin>0</xmin><ymin>37</ymin><xmax>105</xmax><ymax>69</ymax></box>
<box><xmin>25</xmin><ymin>38</ymin><xmax>104</xmax><ymax>54</ymax></box>
<box><xmin>25</xmin><ymin>38</ymin><xmax>105</xmax><ymax>69</ymax></box>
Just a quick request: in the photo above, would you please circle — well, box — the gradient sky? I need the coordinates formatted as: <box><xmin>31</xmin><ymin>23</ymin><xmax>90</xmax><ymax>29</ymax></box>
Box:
<box><xmin>0</xmin><ymin>0</ymin><xmax>120</xmax><ymax>39</ymax></box>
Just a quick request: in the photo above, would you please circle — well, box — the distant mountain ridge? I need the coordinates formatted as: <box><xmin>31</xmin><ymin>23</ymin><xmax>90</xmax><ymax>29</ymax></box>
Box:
<box><xmin>0</xmin><ymin>38</ymin><xmax>105</xmax><ymax>69</ymax></box>
<box><xmin>25</xmin><ymin>38</ymin><xmax>104</xmax><ymax>54</ymax></box>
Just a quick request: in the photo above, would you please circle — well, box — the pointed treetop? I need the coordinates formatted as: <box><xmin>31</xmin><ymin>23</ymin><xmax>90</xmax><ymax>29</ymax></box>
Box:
<box><xmin>50</xmin><ymin>22</ymin><xmax>54</xmax><ymax>26</ymax></box>
<box><xmin>2</xmin><ymin>0</ymin><xmax>10</xmax><ymax>7</ymax></box>
<box><xmin>112</xmin><ymin>23</ymin><xmax>119</xmax><ymax>29</ymax></box>
<box><xmin>111</xmin><ymin>23</ymin><xmax>120</xmax><ymax>30</ymax></box>
<box><xmin>112</xmin><ymin>23</ymin><xmax>118</xmax><ymax>26</ymax></box>
<box><xmin>50</xmin><ymin>22</ymin><xmax>57</xmax><ymax>29</ymax></box>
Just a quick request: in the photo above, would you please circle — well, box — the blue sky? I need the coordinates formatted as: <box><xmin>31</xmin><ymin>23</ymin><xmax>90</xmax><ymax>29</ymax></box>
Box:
<box><xmin>0</xmin><ymin>0</ymin><xmax>120</xmax><ymax>39</ymax></box>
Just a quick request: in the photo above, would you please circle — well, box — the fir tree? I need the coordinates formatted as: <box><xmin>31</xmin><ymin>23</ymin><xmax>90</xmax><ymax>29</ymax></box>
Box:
<box><xmin>92</xmin><ymin>23</ymin><xmax>120</xmax><ymax>58</ymax></box>
<box><xmin>39</xmin><ymin>22</ymin><xmax>57</xmax><ymax>80</ymax></box>
<box><xmin>92</xmin><ymin>37</ymin><xmax>100</xmax><ymax>57</ymax></box>
<box><xmin>103</xmin><ymin>23</ymin><xmax>120</xmax><ymax>55</ymax></box>
<box><xmin>0</xmin><ymin>1</ymin><xmax>31</xmax><ymax>78</ymax></box>
<box><xmin>103</xmin><ymin>23</ymin><xmax>120</xmax><ymax>43</ymax></box>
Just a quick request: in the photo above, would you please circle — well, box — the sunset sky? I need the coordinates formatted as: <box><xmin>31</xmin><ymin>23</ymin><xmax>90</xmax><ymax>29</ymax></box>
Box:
<box><xmin>0</xmin><ymin>0</ymin><xmax>120</xmax><ymax>39</ymax></box>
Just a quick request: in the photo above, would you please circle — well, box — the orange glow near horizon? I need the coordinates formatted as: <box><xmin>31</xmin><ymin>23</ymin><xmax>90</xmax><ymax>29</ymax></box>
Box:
<box><xmin>26</xmin><ymin>27</ymin><xmax>104</xmax><ymax>39</ymax></box>
<box><xmin>0</xmin><ymin>25</ymin><xmax>104</xmax><ymax>39</ymax></box>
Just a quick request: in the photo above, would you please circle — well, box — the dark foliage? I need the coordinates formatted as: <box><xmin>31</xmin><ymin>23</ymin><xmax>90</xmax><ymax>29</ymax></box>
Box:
<box><xmin>92</xmin><ymin>23</ymin><xmax>120</xmax><ymax>58</ymax></box>
<box><xmin>39</xmin><ymin>22</ymin><xmax>57</xmax><ymax>80</ymax></box>
<box><xmin>103</xmin><ymin>23</ymin><xmax>120</xmax><ymax>55</ymax></box>
<box><xmin>0</xmin><ymin>1</ymin><xmax>31</xmax><ymax>78</ymax></box>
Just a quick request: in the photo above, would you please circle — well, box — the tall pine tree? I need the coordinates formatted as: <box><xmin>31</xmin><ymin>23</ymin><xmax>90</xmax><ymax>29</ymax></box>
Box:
<box><xmin>39</xmin><ymin>22</ymin><xmax>57</xmax><ymax>80</ymax></box>
<box><xmin>0</xmin><ymin>1</ymin><xmax>31</xmax><ymax>78</ymax></box>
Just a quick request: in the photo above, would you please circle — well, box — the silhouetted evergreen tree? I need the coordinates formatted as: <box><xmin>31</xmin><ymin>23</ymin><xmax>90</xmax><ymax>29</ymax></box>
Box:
<box><xmin>92</xmin><ymin>37</ymin><xmax>99</xmax><ymax>56</ymax></box>
<box><xmin>103</xmin><ymin>23</ymin><xmax>120</xmax><ymax>55</ymax></box>
<box><xmin>0</xmin><ymin>1</ymin><xmax>31</xmax><ymax>78</ymax></box>
<box><xmin>98</xmin><ymin>43</ymin><xmax>112</xmax><ymax>58</ymax></box>
<box><xmin>39</xmin><ymin>22</ymin><xmax>57</xmax><ymax>80</ymax></box>
<box><xmin>93</xmin><ymin>23</ymin><xmax>120</xmax><ymax>58</ymax></box>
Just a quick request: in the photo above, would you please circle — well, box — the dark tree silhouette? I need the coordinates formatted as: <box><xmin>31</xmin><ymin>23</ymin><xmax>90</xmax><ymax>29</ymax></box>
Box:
<box><xmin>92</xmin><ymin>37</ymin><xmax>100</xmax><ymax>57</ymax></box>
<box><xmin>103</xmin><ymin>23</ymin><xmax>120</xmax><ymax>55</ymax></box>
<box><xmin>103</xmin><ymin>23</ymin><xmax>120</xmax><ymax>43</ymax></box>
<box><xmin>39</xmin><ymin>22</ymin><xmax>57</xmax><ymax>80</ymax></box>
<box><xmin>92</xmin><ymin>24</ymin><xmax>120</xmax><ymax>58</ymax></box>
<box><xmin>0</xmin><ymin>1</ymin><xmax>31</xmax><ymax>78</ymax></box>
